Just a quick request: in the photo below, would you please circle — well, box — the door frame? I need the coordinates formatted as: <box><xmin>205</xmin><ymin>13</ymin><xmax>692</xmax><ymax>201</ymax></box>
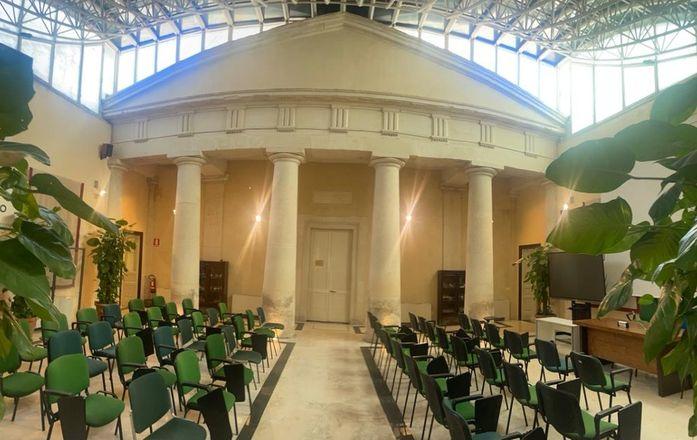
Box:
<box><xmin>120</xmin><ymin>230</ymin><xmax>144</xmax><ymax>305</ymax></box>
<box><xmin>298</xmin><ymin>219</ymin><xmax>360</xmax><ymax>324</ymax></box>
<box><xmin>518</xmin><ymin>243</ymin><xmax>540</xmax><ymax>320</ymax></box>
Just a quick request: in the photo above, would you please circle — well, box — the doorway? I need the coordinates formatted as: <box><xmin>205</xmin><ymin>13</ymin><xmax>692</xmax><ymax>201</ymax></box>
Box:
<box><xmin>518</xmin><ymin>243</ymin><xmax>539</xmax><ymax>321</ymax></box>
<box><xmin>120</xmin><ymin>231</ymin><xmax>143</xmax><ymax>309</ymax></box>
<box><xmin>307</xmin><ymin>228</ymin><xmax>353</xmax><ymax>323</ymax></box>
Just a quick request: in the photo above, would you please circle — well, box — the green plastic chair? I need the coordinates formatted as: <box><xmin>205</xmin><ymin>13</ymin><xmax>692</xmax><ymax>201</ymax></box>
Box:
<box><xmin>503</xmin><ymin>362</ymin><xmax>539</xmax><ymax>434</ymax></box>
<box><xmin>165</xmin><ymin>302</ymin><xmax>180</xmax><ymax>322</ymax></box>
<box><xmin>246</xmin><ymin>309</ymin><xmax>278</xmax><ymax>357</ymax></box>
<box><xmin>100</xmin><ymin>304</ymin><xmax>124</xmax><ymax>337</ymax></box>
<box><xmin>178</xmin><ymin>318</ymin><xmax>207</xmax><ymax>354</ymax></box>
<box><xmin>153</xmin><ymin>326</ymin><xmax>178</xmax><ymax>367</ymax></box>
<box><xmin>191</xmin><ymin>310</ymin><xmax>207</xmax><ymax>340</ymax></box>
<box><xmin>205</xmin><ymin>333</ymin><xmax>256</xmax><ymax>403</ymax></box>
<box><xmin>0</xmin><ymin>345</ymin><xmax>44</xmax><ymax>423</ymax></box>
<box><xmin>128</xmin><ymin>372</ymin><xmax>206</xmax><ymax>439</ymax></box>
<box><xmin>87</xmin><ymin>321</ymin><xmax>118</xmax><ymax>392</ymax></box>
<box><xmin>571</xmin><ymin>352</ymin><xmax>633</xmax><ymax>410</ymax></box>
<box><xmin>122</xmin><ymin>311</ymin><xmax>144</xmax><ymax>337</ymax></box>
<box><xmin>128</xmin><ymin>298</ymin><xmax>145</xmax><ymax>313</ymax></box>
<box><xmin>503</xmin><ymin>330</ymin><xmax>537</xmax><ymax>375</ymax></box>
<box><xmin>232</xmin><ymin>314</ymin><xmax>253</xmax><ymax>349</ymax></box>
<box><xmin>182</xmin><ymin>298</ymin><xmax>197</xmax><ymax>316</ymax></box>
<box><xmin>256</xmin><ymin>306</ymin><xmax>284</xmax><ymax>330</ymax></box>
<box><xmin>152</xmin><ymin>295</ymin><xmax>166</xmax><ymax>308</ymax></box>
<box><xmin>218</xmin><ymin>302</ymin><xmax>235</xmax><ymax>323</ymax></box>
<box><xmin>41</xmin><ymin>312</ymin><xmax>86</xmax><ymax>346</ymax></box>
<box><xmin>18</xmin><ymin>318</ymin><xmax>48</xmax><ymax>373</ymax></box>
<box><xmin>475</xmin><ymin>347</ymin><xmax>509</xmax><ymax>407</ymax></box>
<box><xmin>174</xmin><ymin>349</ymin><xmax>238</xmax><ymax>425</ymax></box>
<box><xmin>450</xmin><ymin>335</ymin><xmax>480</xmax><ymax>390</ymax></box>
<box><xmin>221</xmin><ymin>324</ymin><xmax>263</xmax><ymax>380</ymax></box>
<box><xmin>47</xmin><ymin>329</ymin><xmax>110</xmax><ymax>392</ymax></box>
<box><xmin>75</xmin><ymin>307</ymin><xmax>99</xmax><ymax>336</ymax></box>
<box><xmin>43</xmin><ymin>353</ymin><xmax>125</xmax><ymax>440</ymax></box>
<box><xmin>115</xmin><ymin>336</ymin><xmax>177</xmax><ymax>408</ymax></box>
<box><xmin>147</xmin><ymin>306</ymin><xmax>180</xmax><ymax>336</ymax></box>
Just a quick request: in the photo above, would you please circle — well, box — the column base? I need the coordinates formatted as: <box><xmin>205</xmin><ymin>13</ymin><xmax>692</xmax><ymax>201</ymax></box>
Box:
<box><xmin>467</xmin><ymin>299</ymin><xmax>494</xmax><ymax>321</ymax></box>
<box><xmin>370</xmin><ymin>298</ymin><xmax>401</xmax><ymax>327</ymax></box>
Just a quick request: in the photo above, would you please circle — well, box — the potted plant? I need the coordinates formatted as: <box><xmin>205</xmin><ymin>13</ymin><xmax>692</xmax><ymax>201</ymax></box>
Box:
<box><xmin>10</xmin><ymin>294</ymin><xmax>36</xmax><ymax>330</ymax></box>
<box><xmin>86</xmin><ymin>219</ymin><xmax>135</xmax><ymax>315</ymax></box>
<box><xmin>515</xmin><ymin>243</ymin><xmax>554</xmax><ymax>316</ymax></box>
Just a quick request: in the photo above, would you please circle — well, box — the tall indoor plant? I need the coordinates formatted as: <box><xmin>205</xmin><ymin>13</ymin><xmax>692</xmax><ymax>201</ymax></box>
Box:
<box><xmin>515</xmin><ymin>243</ymin><xmax>553</xmax><ymax>316</ymax></box>
<box><xmin>544</xmin><ymin>75</ymin><xmax>697</xmax><ymax>435</ymax></box>
<box><xmin>0</xmin><ymin>45</ymin><xmax>116</xmax><ymax>418</ymax></box>
<box><xmin>87</xmin><ymin>220</ymin><xmax>135</xmax><ymax>310</ymax></box>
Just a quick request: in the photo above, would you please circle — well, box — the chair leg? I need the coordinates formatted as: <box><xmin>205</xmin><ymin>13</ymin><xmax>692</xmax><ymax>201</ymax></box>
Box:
<box><xmin>395</xmin><ymin>371</ymin><xmax>403</xmax><ymax>402</ymax></box>
<box><xmin>506</xmin><ymin>394</ymin><xmax>514</xmax><ymax>434</ymax></box>
<box><xmin>38</xmin><ymin>358</ymin><xmax>44</xmax><ymax>374</ymax></box>
<box><xmin>421</xmin><ymin>405</ymin><xmax>429</xmax><ymax>440</ymax></box>
<box><xmin>233</xmin><ymin>404</ymin><xmax>239</xmax><ymax>434</ymax></box>
<box><xmin>428</xmin><ymin>413</ymin><xmax>435</xmax><ymax>440</ymax></box>
<box><xmin>582</xmin><ymin>386</ymin><xmax>589</xmax><ymax>410</ymax></box>
<box><xmin>502</xmin><ymin>388</ymin><xmax>509</xmax><ymax>409</ymax></box>
<box><xmin>11</xmin><ymin>397</ymin><xmax>19</xmax><ymax>421</ymax></box>
<box><xmin>40</xmin><ymin>392</ymin><xmax>45</xmax><ymax>431</ymax></box>
<box><xmin>29</xmin><ymin>361</ymin><xmax>33</xmax><ymax>372</ymax></box>
<box><xmin>521</xmin><ymin>403</ymin><xmax>528</xmax><ymax>426</ymax></box>
<box><xmin>170</xmin><ymin>387</ymin><xmax>177</xmax><ymax>415</ymax></box>
<box><xmin>46</xmin><ymin>420</ymin><xmax>54</xmax><ymax>440</ymax></box>
<box><xmin>597</xmin><ymin>392</ymin><xmax>603</xmax><ymax>410</ymax></box>
<box><xmin>101</xmin><ymin>372</ymin><xmax>107</xmax><ymax>391</ymax></box>
<box><xmin>533</xmin><ymin>408</ymin><xmax>539</xmax><ymax>428</ymax></box>
<box><xmin>402</xmin><ymin>386</ymin><xmax>410</xmax><ymax>421</ymax></box>
<box><xmin>390</xmin><ymin>363</ymin><xmax>398</xmax><ymax>393</ymax></box>
<box><xmin>410</xmin><ymin>394</ymin><xmax>418</xmax><ymax>427</ymax></box>
<box><xmin>247</xmin><ymin>384</ymin><xmax>253</xmax><ymax>413</ymax></box>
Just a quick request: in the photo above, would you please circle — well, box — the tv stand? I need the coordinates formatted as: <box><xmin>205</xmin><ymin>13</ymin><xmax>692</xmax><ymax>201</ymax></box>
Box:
<box><xmin>570</xmin><ymin>301</ymin><xmax>592</xmax><ymax>321</ymax></box>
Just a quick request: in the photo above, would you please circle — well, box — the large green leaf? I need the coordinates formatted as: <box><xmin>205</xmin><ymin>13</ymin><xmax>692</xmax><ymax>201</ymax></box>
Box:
<box><xmin>547</xmin><ymin>198</ymin><xmax>633</xmax><ymax>254</ymax></box>
<box><xmin>644</xmin><ymin>284</ymin><xmax>680</xmax><ymax>363</ymax></box>
<box><xmin>614</xmin><ymin>120</ymin><xmax>697</xmax><ymax>161</ymax></box>
<box><xmin>649</xmin><ymin>184</ymin><xmax>682</xmax><ymax>223</ymax></box>
<box><xmin>0</xmin><ymin>45</ymin><xmax>34</xmax><ymax>138</ymax></box>
<box><xmin>672</xmin><ymin>150</ymin><xmax>697</xmax><ymax>182</ymax></box>
<box><xmin>38</xmin><ymin>206</ymin><xmax>73</xmax><ymax>247</ymax></box>
<box><xmin>598</xmin><ymin>275</ymin><xmax>634</xmax><ymax>317</ymax></box>
<box><xmin>546</xmin><ymin>139</ymin><xmax>634</xmax><ymax>193</ymax></box>
<box><xmin>0</xmin><ymin>238</ymin><xmax>54</xmax><ymax>320</ymax></box>
<box><xmin>604</xmin><ymin>222</ymin><xmax>650</xmax><ymax>253</ymax></box>
<box><xmin>651</xmin><ymin>75</ymin><xmax>697</xmax><ymax>125</ymax></box>
<box><xmin>17</xmin><ymin>221</ymin><xmax>76</xmax><ymax>279</ymax></box>
<box><xmin>0</xmin><ymin>141</ymin><xmax>50</xmax><ymax>166</ymax></box>
<box><xmin>630</xmin><ymin>225</ymin><xmax>684</xmax><ymax>278</ymax></box>
<box><xmin>31</xmin><ymin>174</ymin><xmax>117</xmax><ymax>233</ymax></box>
<box><xmin>675</xmin><ymin>222</ymin><xmax>697</xmax><ymax>271</ymax></box>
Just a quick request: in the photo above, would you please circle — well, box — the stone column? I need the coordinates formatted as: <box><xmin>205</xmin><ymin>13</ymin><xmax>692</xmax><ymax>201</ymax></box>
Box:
<box><xmin>171</xmin><ymin>156</ymin><xmax>205</xmax><ymax>308</ymax></box>
<box><xmin>543</xmin><ymin>180</ymin><xmax>560</xmax><ymax>234</ymax></box>
<box><xmin>368</xmin><ymin>157</ymin><xmax>405</xmax><ymax>326</ymax></box>
<box><xmin>464</xmin><ymin>166</ymin><xmax>497</xmax><ymax>319</ymax></box>
<box><xmin>106</xmin><ymin>158</ymin><xmax>127</xmax><ymax>219</ymax></box>
<box><xmin>262</xmin><ymin>152</ymin><xmax>304</xmax><ymax>337</ymax></box>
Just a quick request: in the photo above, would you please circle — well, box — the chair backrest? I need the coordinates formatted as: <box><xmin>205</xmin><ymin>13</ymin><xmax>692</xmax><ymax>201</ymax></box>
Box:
<box><xmin>116</xmin><ymin>335</ymin><xmax>147</xmax><ymax>378</ymax></box>
<box><xmin>199</xmin><ymin>387</ymin><xmax>233</xmax><ymax>440</ymax></box>
<box><xmin>535</xmin><ymin>339</ymin><xmax>561</xmax><ymax>369</ymax></box>
<box><xmin>504</xmin><ymin>330</ymin><xmax>525</xmax><ymax>356</ymax></box>
<box><xmin>571</xmin><ymin>352</ymin><xmax>607</xmax><ymax>387</ymax></box>
<box><xmin>232</xmin><ymin>314</ymin><xmax>246</xmax><ymax>339</ymax></box>
<box><xmin>417</xmin><ymin>316</ymin><xmax>428</xmax><ymax>335</ymax></box>
<box><xmin>435</xmin><ymin>326</ymin><xmax>450</xmax><ymax>351</ymax></box>
<box><xmin>0</xmin><ymin>345</ymin><xmax>21</xmax><ymax>375</ymax></box>
<box><xmin>425</xmin><ymin>321</ymin><xmax>437</xmax><ymax>342</ymax></box>
<box><xmin>257</xmin><ymin>307</ymin><xmax>267</xmax><ymax>324</ymax></box>
<box><xmin>192</xmin><ymin>311</ymin><xmax>206</xmax><ymax>335</ymax></box>
<box><xmin>207</xmin><ymin>308</ymin><xmax>220</xmax><ymax>327</ymax></box>
<box><xmin>458</xmin><ymin>313</ymin><xmax>471</xmax><ymax>331</ymax></box>
<box><xmin>41</xmin><ymin>312</ymin><xmax>69</xmax><ymax>342</ymax></box>
<box><xmin>76</xmin><ymin>307</ymin><xmax>98</xmax><ymax>334</ymax></box>
<box><xmin>503</xmin><ymin>362</ymin><xmax>530</xmax><ymax>402</ymax></box>
<box><xmin>123</xmin><ymin>311</ymin><xmax>143</xmax><ymax>337</ymax></box>
<box><xmin>174</xmin><ymin>349</ymin><xmax>201</xmax><ymax>394</ymax></box>
<box><xmin>485</xmin><ymin>323</ymin><xmax>501</xmax><ymax>345</ymax></box>
<box><xmin>251</xmin><ymin>333</ymin><xmax>268</xmax><ymax>360</ymax></box>
<box><xmin>101</xmin><ymin>304</ymin><xmax>122</xmax><ymax>328</ymax></box>
<box><xmin>147</xmin><ymin>306</ymin><xmax>164</xmax><ymax>328</ymax></box>
<box><xmin>178</xmin><ymin>318</ymin><xmax>194</xmax><ymax>345</ymax></box>
<box><xmin>48</xmin><ymin>330</ymin><xmax>83</xmax><ymax>361</ymax></box>
<box><xmin>87</xmin><ymin>321</ymin><xmax>114</xmax><ymax>352</ymax></box>
<box><xmin>218</xmin><ymin>302</ymin><xmax>229</xmax><ymax>316</ymax></box>
<box><xmin>443</xmin><ymin>404</ymin><xmax>474</xmax><ymax>440</ymax></box>
<box><xmin>152</xmin><ymin>295</ymin><xmax>166</xmax><ymax>307</ymax></box>
<box><xmin>45</xmin><ymin>353</ymin><xmax>89</xmax><ymax>404</ymax></box>
<box><xmin>408</xmin><ymin>313</ymin><xmax>419</xmax><ymax>331</ymax></box>
<box><xmin>245</xmin><ymin>309</ymin><xmax>255</xmax><ymax>331</ymax></box>
<box><xmin>153</xmin><ymin>325</ymin><xmax>175</xmax><ymax>364</ymax></box>
<box><xmin>129</xmin><ymin>298</ymin><xmax>145</xmax><ymax>312</ymax></box>
<box><xmin>205</xmin><ymin>333</ymin><xmax>228</xmax><ymax>372</ymax></box>
<box><xmin>474</xmin><ymin>394</ymin><xmax>503</xmax><ymax>432</ymax></box>
<box><xmin>402</xmin><ymin>351</ymin><xmax>424</xmax><ymax>391</ymax></box>
<box><xmin>618</xmin><ymin>402</ymin><xmax>642</xmax><ymax>440</ymax></box>
<box><xmin>221</xmin><ymin>325</ymin><xmax>237</xmax><ymax>354</ymax></box>
<box><xmin>182</xmin><ymin>298</ymin><xmax>195</xmax><ymax>315</ymax></box>
<box><xmin>57</xmin><ymin>395</ymin><xmax>87</xmax><ymax>440</ymax></box>
<box><xmin>389</xmin><ymin>337</ymin><xmax>405</xmax><ymax>369</ymax></box>
<box><xmin>535</xmin><ymin>381</ymin><xmax>586</xmax><ymax>437</ymax></box>
<box><xmin>165</xmin><ymin>302</ymin><xmax>178</xmax><ymax>321</ymax></box>
<box><xmin>475</xmin><ymin>347</ymin><xmax>499</xmax><ymax>381</ymax></box>
<box><xmin>129</xmin><ymin>371</ymin><xmax>171</xmax><ymax>434</ymax></box>
<box><xmin>420</xmin><ymin>371</ymin><xmax>447</xmax><ymax>425</ymax></box>
<box><xmin>450</xmin><ymin>335</ymin><xmax>468</xmax><ymax>363</ymax></box>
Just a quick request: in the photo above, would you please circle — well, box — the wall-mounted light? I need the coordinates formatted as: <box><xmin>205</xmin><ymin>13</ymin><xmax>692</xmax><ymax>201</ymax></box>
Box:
<box><xmin>405</xmin><ymin>214</ymin><xmax>413</xmax><ymax>222</ymax></box>
<box><xmin>172</xmin><ymin>209</ymin><xmax>176</xmax><ymax>215</ymax></box>
<box><xmin>98</xmin><ymin>189</ymin><xmax>107</xmax><ymax>197</ymax></box>
<box><xmin>562</xmin><ymin>203</ymin><xmax>569</xmax><ymax>211</ymax></box>
<box><xmin>255</xmin><ymin>214</ymin><xmax>262</xmax><ymax>223</ymax></box>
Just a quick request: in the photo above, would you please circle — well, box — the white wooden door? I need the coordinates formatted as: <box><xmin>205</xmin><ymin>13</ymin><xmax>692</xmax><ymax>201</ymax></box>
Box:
<box><xmin>519</xmin><ymin>246</ymin><xmax>537</xmax><ymax>321</ymax></box>
<box><xmin>308</xmin><ymin>229</ymin><xmax>353</xmax><ymax>323</ymax></box>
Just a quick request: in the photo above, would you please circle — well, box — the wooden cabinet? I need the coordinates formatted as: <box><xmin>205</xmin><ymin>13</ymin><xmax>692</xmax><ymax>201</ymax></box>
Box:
<box><xmin>437</xmin><ymin>270</ymin><xmax>465</xmax><ymax>325</ymax></box>
<box><xmin>199</xmin><ymin>261</ymin><xmax>228</xmax><ymax>310</ymax></box>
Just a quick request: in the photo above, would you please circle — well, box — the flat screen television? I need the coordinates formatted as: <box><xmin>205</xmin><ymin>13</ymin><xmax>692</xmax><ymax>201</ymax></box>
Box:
<box><xmin>548</xmin><ymin>252</ymin><xmax>606</xmax><ymax>301</ymax></box>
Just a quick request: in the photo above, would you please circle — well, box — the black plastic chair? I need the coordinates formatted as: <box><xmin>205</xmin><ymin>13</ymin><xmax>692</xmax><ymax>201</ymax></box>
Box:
<box><xmin>153</xmin><ymin>326</ymin><xmax>178</xmax><ymax>367</ymax></box>
<box><xmin>100</xmin><ymin>304</ymin><xmax>124</xmax><ymax>338</ymax></box>
<box><xmin>503</xmin><ymin>361</ymin><xmax>539</xmax><ymax>433</ymax></box>
<box><xmin>475</xmin><ymin>347</ymin><xmax>509</xmax><ymax>408</ymax></box>
<box><xmin>421</xmin><ymin>371</ymin><xmax>482</xmax><ymax>440</ymax></box>
<box><xmin>458</xmin><ymin>313</ymin><xmax>472</xmax><ymax>334</ymax></box>
<box><xmin>503</xmin><ymin>330</ymin><xmax>537</xmax><ymax>375</ymax></box>
<box><xmin>450</xmin><ymin>335</ymin><xmax>480</xmax><ymax>390</ymax></box>
<box><xmin>409</xmin><ymin>312</ymin><xmax>423</xmax><ymax>341</ymax></box>
<box><xmin>571</xmin><ymin>352</ymin><xmax>632</xmax><ymax>410</ymax></box>
<box><xmin>471</xmin><ymin>319</ymin><xmax>487</xmax><ymax>345</ymax></box>
<box><xmin>178</xmin><ymin>318</ymin><xmax>207</xmax><ymax>354</ymax></box>
<box><xmin>485</xmin><ymin>323</ymin><xmax>505</xmax><ymax>350</ymax></box>
<box><xmin>535</xmin><ymin>339</ymin><xmax>573</xmax><ymax>382</ymax></box>
<box><xmin>199</xmin><ymin>386</ymin><xmax>236</xmax><ymax>438</ymax></box>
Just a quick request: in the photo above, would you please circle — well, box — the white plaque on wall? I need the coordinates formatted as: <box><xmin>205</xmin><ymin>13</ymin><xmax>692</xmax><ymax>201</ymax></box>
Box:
<box><xmin>312</xmin><ymin>191</ymin><xmax>353</xmax><ymax>205</ymax></box>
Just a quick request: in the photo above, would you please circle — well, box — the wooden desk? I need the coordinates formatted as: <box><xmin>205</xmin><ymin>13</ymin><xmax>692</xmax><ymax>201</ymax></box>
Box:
<box><xmin>576</xmin><ymin>318</ymin><xmax>689</xmax><ymax>397</ymax></box>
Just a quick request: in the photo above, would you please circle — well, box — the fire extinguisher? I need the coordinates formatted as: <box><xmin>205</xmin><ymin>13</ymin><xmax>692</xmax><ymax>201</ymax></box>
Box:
<box><xmin>147</xmin><ymin>275</ymin><xmax>157</xmax><ymax>294</ymax></box>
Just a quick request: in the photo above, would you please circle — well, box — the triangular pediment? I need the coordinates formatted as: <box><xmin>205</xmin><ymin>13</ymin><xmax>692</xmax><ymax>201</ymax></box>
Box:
<box><xmin>103</xmin><ymin>13</ymin><xmax>564</xmax><ymax>129</ymax></box>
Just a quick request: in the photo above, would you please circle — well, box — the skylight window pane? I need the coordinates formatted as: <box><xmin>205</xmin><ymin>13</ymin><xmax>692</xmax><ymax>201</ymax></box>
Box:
<box><xmin>539</xmin><ymin>62</ymin><xmax>557</xmax><ymax>109</ymax></box>
<box><xmin>180</xmin><ymin>32</ymin><xmax>202</xmax><ymax>59</ymax></box>
<box><xmin>262</xmin><ymin>22</ymin><xmax>284</xmax><ymax>32</ymax></box>
<box><xmin>658</xmin><ymin>56</ymin><xmax>697</xmax><ymax>90</ymax></box>
<box><xmin>102</xmin><ymin>44</ymin><xmax>115</xmax><ymax>98</ymax></box>
<box><xmin>594</xmin><ymin>65</ymin><xmax>622</xmax><ymax>121</ymax></box>
<box><xmin>117</xmin><ymin>49</ymin><xmax>135</xmax><ymax>91</ymax></box>
<box><xmin>233</xmin><ymin>25</ymin><xmax>260</xmax><ymax>41</ymax></box>
<box><xmin>448</xmin><ymin>34</ymin><xmax>470</xmax><ymax>60</ymax></box>
<box><xmin>136</xmin><ymin>44</ymin><xmax>156</xmax><ymax>81</ymax></box>
<box><xmin>80</xmin><ymin>44</ymin><xmax>102</xmax><ymax>111</ymax></box>
<box><xmin>205</xmin><ymin>27</ymin><xmax>228</xmax><ymax>50</ymax></box>
<box><xmin>181</xmin><ymin>15</ymin><xmax>200</xmax><ymax>31</ymax></box>
<box><xmin>159</xmin><ymin>21</ymin><xmax>177</xmax><ymax>37</ymax></box>
<box><xmin>557</xmin><ymin>61</ymin><xmax>571</xmax><ymax>116</ymax></box>
<box><xmin>623</xmin><ymin>64</ymin><xmax>655</xmax><ymax>105</ymax></box>
<box><xmin>498</xmin><ymin>33</ymin><xmax>517</xmax><ymax>48</ymax></box>
<box><xmin>157</xmin><ymin>38</ymin><xmax>177</xmax><ymax>71</ymax></box>
<box><xmin>571</xmin><ymin>63</ymin><xmax>593</xmax><ymax>132</ymax></box>
<box><xmin>52</xmin><ymin>43</ymin><xmax>81</xmax><ymax>99</ymax></box>
<box><xmin>421</xmin><ymin>30</ymin><xmax>444</xmax><ymax>49</ymax></box>
<box><xmin>0</xmin><ymin>29</ymin><xmax>17</xmax><ymax>48</ymax></box>
<box><xmin>519</xmin><ymin>55</ymin><xmax>539</xmax><ymax>96</ymax></box>
<box><xmin>473</xmin><ymin>40</ymin><xmax>495</xmax><ymax>71</ymax></box>
<box><xmin>477</xmin><ymin>26</ymin><xmax>494</xmax><ymax>41</ymax></box>
<box><xmin>21</xmin><ymin>38</ymin><xmax>51</xmax><ymax>81</ymax></box>
<box><xmin>496</xmin><ymin>46</ymin><xmax>517</xmax><ymax>83</ymax></box>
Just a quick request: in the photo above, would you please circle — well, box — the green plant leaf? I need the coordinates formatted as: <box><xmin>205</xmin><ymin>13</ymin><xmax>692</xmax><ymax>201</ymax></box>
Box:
<box><xmin>545</xmin><ymin>139</ymin><xmax>634</xmax><ymax>193</ymax></box>
<box><xmin>644</xmin><ymin>284</ymin><xmax>680</xmax><ymax>363</ymax></box>
<box><xmin>614</xmin><ymin>120</ymin><xmax>697</xmax><ymax>161</ymax></box>
<box><xmin>649</xmin><ymin>184</ymin><xmax>682</xmax><ymax>223</ymax></box>
<box><xmin>650</xmin><ymin>75</ymin><xmax>697</xmax><ymax>125</ymax></box>
<box><xmin>86</xmin><ymin>237</ymin><xmax>100</xmax><ymax>247</ymax></box>
<box><xmin>598</xmin><ymin>276</ymin><xmax>633</xmax><ymax>317</ymax></box>
<box><xmin>0</xmin><ymin>141</ymin><xmax>50</xmax><ymax>166</ymax></box>
<box><xmin>604</xmin><ymin>221</ymin><xmax>650</xmax><ymax>253</ymax></box>
<box><xmin>17</xmin><ymin>221</ymin><xmax>76</xmax><ymax>279</ymax></box>
<box><xmin>38</xmin><ymin>206</ymin><xmax>73</xmax><ymax>247</ymax></box>
<box><xmin>652</xmin><ymin>258</ymin><xmax>676</xmax><ymax>285</ymax></box>
<box><xmin>0</xmin><ymin>45</ymin><xmax>34</xmax><ymax>138</ymax></box>
<box><xmin>675</xmin><ymin>222</ymin><xmax>697</xmax><ymax>271</ymax></box>
<box><xmin>31</xmin><ymin>174</ymin><xmax>117</xmax><ymax>233</ymax></box>
<box><xmin>659</xmin><ymin>336</ymin><xmax>690</xmax><ymax>376</ymax></box>
<box><xmin>630</xmin><ymin>225</ymin><xmax>685</xmax><ymax>278</ymax></box>
<box><xmin>672</xmin><ymin>150</ymin><xmax>697</xmax><ymax>182</ymax></box>
<box><xmin>547</xmin><ymin>198</ymin><xmax>633</xmax><ymax>254</ymax></box>
<box><xmin>0</xmin><ymin>238</ymin><xmax>55</xmax><ymax>320</ymax></box>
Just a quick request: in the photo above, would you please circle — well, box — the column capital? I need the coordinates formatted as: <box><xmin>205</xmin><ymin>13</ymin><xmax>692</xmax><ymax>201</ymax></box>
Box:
<box><xmin>107</xmin><ymin>158</ymin><xmax>128</xmax><ymax>173</ymax></box>
<box><xmin>268</xmin><ymin>152</ymin><xmax>305</xmax><ymax>165</ymax></box>
<box><xmin>465</xmin><ymin>166</ymin><xmax>497</xmax><ymax>179</ymax></box>
<box><xmin>172</xmin><ymin>155</ymin><xmax>206</xmax><ymax>167</ymax></box>
<box><xmin>370</xmin><ymin>157</ymin><xmax>405</xmax><ymax>169</ymax></box>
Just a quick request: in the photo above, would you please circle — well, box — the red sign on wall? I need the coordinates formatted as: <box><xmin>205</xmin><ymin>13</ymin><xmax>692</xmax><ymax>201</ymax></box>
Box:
<box><xmin>153</xmin><ymin>238</ymin><xmax>160</xmax><ymax>247</ymax></box>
